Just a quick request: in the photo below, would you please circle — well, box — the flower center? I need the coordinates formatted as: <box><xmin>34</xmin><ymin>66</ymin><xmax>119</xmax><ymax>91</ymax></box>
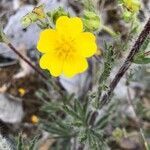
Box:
<box><xmin>55</xmin><ymin>36</ymin><xmax>76</xmax><ymax>60</ymax></box>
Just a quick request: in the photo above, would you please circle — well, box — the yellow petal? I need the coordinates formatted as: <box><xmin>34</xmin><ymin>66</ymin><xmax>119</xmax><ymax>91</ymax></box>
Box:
<box><xmin>63</xmin><ymin>54</ymin><xmax>88</xmax><ymax>77</ymax></box>
<box><xmin>39</xmin><ymin>53</ymin><xmax>63</xmax><ymax>77</ymax></box>
<box><xmin>37</xmin><ymin>29</ymin><xmax>58</xmax><ymax>53</ymax></box>
<box><xmin>56</xmin><ymin>16</ymin><xmax>83</xmax><ymax>35</ymax></box>
<box><xmin>75</xmin><ymin>32</ymin><xmax>97</xmax><ymax>57</ymax></box>
<box><xmin>39</xmin><ymin>53</ymin><xmax>51</xmax><ymax>69</ymax></box>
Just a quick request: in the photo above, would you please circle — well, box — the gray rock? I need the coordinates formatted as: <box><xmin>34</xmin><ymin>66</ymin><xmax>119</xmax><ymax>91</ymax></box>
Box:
<box><xmin>0</xmin><ymin>94</ymin><xmax>24</xmax><ymax>123</ymax></box>
<box><xmin>0</xmin><ymin>134</ymin><xmax>13</xmax><ymax>150</ymax></box>
<box><xmin>39</xmin><ymin>0</ymin><xmax>75</xmax><ymax>15</ymax></box>
<box><xmin>59</xmin><ymin>72</ymin><xmax>91</xmax><ymax>97</ymax></box>
<box><xmin>0</xmin><ymin>5</ymin><xmax>39</xmax><ymax>59</ymax></box>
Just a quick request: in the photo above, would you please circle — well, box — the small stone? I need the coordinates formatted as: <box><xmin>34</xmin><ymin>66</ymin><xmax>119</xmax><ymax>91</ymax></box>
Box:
<box><xmin>119</xmin><ymin>138</ymin><xmax>140</xmax><ymax>150</ymax></box>
<box><xmin>0</xmin><ymin>94</ymin><xmax>24</xmax><ymax>123</ymax></box>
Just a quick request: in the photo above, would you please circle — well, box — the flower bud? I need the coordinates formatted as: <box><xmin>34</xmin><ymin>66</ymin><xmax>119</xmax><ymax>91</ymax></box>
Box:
<box><xmin>21</xmin><ymin>5</ymin><xmax>45</xmax><ymax>28</ymax></box>
<box><xmin>0</xmin><ymin>26</ymin><xmax>4</xmax><ymax>43</ymax></box>
<box><xmin>122</xmin><ymin>10</ymin><xmax>133</xmax><ymax>22</ymax></box>
<box><xmin>50</xmin><ymin>7</ymin><xmax>69</xmax><ymax>24</ymax></box>
<box><xmin>21</xmin><ymin>13</ymin><xmax>37</xmax><ymax>28</ymax></box>
<box><xmin>0</xmin><ymin>25</ymin><xmax>8</xmax><ymax>43</ymax></box>
<box><xmin>112</xmin><ymin>128</ymin><xmax>124</xmax><ymax>142</ymax></box>
<box><xmin>82</xmin><ymin>10</ymin><xmax>101</xmax><ymax>32</ymax></box>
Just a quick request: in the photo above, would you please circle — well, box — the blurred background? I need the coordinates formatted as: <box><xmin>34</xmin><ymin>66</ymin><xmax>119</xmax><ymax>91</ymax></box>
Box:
<box><xmin>0</xmin><ymin>0</ymin><xmax>150</xmax><ymax>149</ymax></box>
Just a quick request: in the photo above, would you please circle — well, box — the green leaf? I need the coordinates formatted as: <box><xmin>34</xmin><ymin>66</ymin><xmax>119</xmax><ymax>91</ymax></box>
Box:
<box><xmin>74</xmin><ymin>100</ymin><xmax>84</xmax><ymax>119</ymax></box>
<box><xmin>133</xmin><ymin>57</ymin><xmax>150</xmax><ymax>64</ymax></box>
<box><xmin>42</xmin><ymin>123</ymin><xmax>69</xmax><ymax>136</ymax></box>
<box><xmin>63</xmin><ymin>106</ymin><xmax>82</xmax><ymax>121</ymax></box>
<box><xmin>17</xmin><ymin>134</ymin><xmax>24</xmax><ymax>150</ymax></box>
<box><xmin>95</xmin><ymin>113</ymin><xmax>110</xmax><ymax>129</ymax></box>
<box><xmin>99</xmin><ymin>43</ymin><xmax>114</xmax><ymax>84</ymax></box>
<box><xmin>29</xmin><ymin>135</ymin><xmax>40</xmax><ymax>150</ymax></box>
<box><xmin>140</xmin><ymin>36</ymin><xmax>150</xmax><ymax>52</ymax></box>
<box><xmin>133</xmin><ymin>36</ymin><xmax>150</xmax><ymax>64</ymax></box>
<box><xmin>0</xmin><ymin>25</ymin><xmax>9</xmax><ymax>43</ymax></box>
<box><xmin>41</xmin><ymin>102</ymin><xmax>62</xmax><ymax>113</ymax></box>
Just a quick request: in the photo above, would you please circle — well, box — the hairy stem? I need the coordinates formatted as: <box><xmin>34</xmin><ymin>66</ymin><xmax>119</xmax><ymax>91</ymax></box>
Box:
<box><xmin>100</xmin><ymin>18</ymin><xmax>150</xmax><ymax>106</ymax></box>
<box><xmin>0</xmin><ymin>24</ymin><xmax>48</xmax><ymax>80</ymax></box>
<box><xmin>7</xmin><ymin>43</ymin><xmax>48</xmax><ymax>80</ymax></box>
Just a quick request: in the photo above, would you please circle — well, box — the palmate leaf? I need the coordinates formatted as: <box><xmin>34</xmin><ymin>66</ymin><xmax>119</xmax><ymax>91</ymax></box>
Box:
<box><xmin>74</xmin><ymin>99</ymin><xmax>90</xmax><ymax>123</ymax></box>
<box><xmin>62</xmin><ymin>98</ymin><xmax>89</xmax><ymax>123</ymax></box>
<box><xmin>63</xmin><ymin>105</ymin><xmax>82</xmax><ymax>121</ymax></box>
<box><xmin>140</xmin><ymin>36</ymin><xmax>150</xmax><ymax>52</ymax></box>
<box><xmin>64</xmin><ymin>98</ymin><xmax>89</xmax><ymax>126</ymax></box>
<box><xmin>95</xmin><ymin>101</ymin><xmax>117</xmax><ymax>129</ymax></box>
<box><xmin>16</xmin><ymin>134</ymin><xmax>39</xmax><ymax>150</ymax></box>
<box><xmin>99</xmin><ymin>42</ymin><xmax>115</xmax><ymax>88</ymax></box>
<box><xmin>41</xmin><ymin>113</ymin><xmax>75</xmax><ymax>138</ymax></box>
<box><xmin>95</xmin><ymin>113</ymin><xmax>110</xmax><ymax>130</ymax></box>
<box><xmin>74</xmin><ymin>100</ymin><xmax>83</xmax><ymax>116</ymax></box>
<box><xmin>54</xmin><ymin>138</ymin><xmax>71</xmax><ymax>150</ymax></box>
<box><xmin>29</xmin><ymin>136</ymin><xmax>40</xmax><ymax>150</ymax></box>
<box><xmin>41</xmin><ymin>102</ymin><xmax>63</xmax><ymax>113</ymax></box>
<box><xmin>87</xmin><ymin>129</ymin><xmax>108</xmax><ymax>150</ymax></box>
<box><xmin>42</xmin><ymin>123</ymin><xmax>71</xmax><ymax>137</ymax></box>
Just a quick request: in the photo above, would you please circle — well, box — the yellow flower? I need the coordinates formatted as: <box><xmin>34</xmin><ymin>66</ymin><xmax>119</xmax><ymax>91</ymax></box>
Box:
<box><xmin>31</xmin><ymin>115</ymin><xmax>39</xmax><ymax>124</ymax></box>
<box><xmin>123</xmin><ymin>0</ymin><xmax>141</xmax><ymax>12</ymax></box>
<box><xmin>37</xmin><ymin>16</ymin><xmax>97</xmax><ymax>77</ymax></box>
<box><xmin>18</xmin><ymin>88</ymin><xmax>26</xmax><ymax>96</ymax></box>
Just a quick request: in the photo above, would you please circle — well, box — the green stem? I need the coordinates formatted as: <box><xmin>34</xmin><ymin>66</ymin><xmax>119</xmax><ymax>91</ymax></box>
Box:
<box><xmin>140</xmin><ymin>128</ymin><xmax>149</xmax><ymax>150</ymax></box>
<box><xmin>100</xmin><ymin>18</ymin><xmax>150</xmax><ymax>106</ymax></box>
<box><xmin>102</xmin><ymin>25</ymin><xmax>117</xmax><ymax>36</ymax></box>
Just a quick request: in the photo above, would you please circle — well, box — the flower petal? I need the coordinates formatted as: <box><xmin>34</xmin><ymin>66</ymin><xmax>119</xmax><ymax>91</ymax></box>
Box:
<box><xmin>39</xmin><ymin>53</ymin><xmax>51</xmax><ymax>69</ymax></box>
<box><xmin>75</xmin><ymin>32</ymin><xmax>97</xmax><ymax>57</ymax></box>
<box><xmin>56</xmin><ymin>16</ymin><xmax>83</xmax><ymax>35</ymax></box>
<box><xmin>63</xmin><ymin>54</ymin><xmax>88</xmax><ymax>77</ymax></box>
<box><xmin>39</xmin><ymin>53</ymin><xmax>63</xmax><ymax>77</ymax></box>
<box><xmin>37</xmin><ymin>29</ymin><xmax>58</xmax><ymax>53</ymax></box>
